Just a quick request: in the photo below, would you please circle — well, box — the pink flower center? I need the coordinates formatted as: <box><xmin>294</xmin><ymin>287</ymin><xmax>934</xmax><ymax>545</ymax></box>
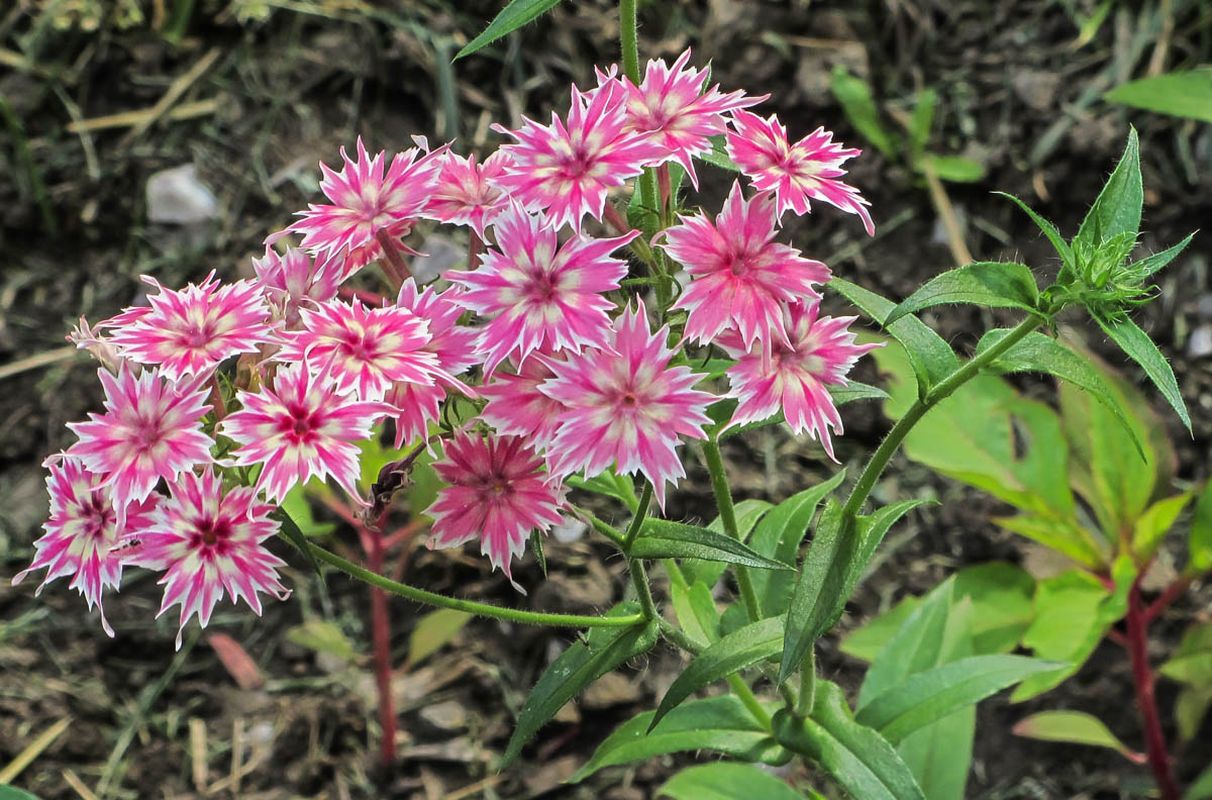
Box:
<box><xmin>528</xmin><ymin>271</ymin><xmax>560</xmax><ymax>302</ymax></box>
<box><xmin>284</xmin><ymin>404</ymin><xmax>317</xmax><ymax>441</ymax></box>
<box><xmin>191</xmin><ymin>517</ymin><xmax>232</xmax><ymax>552</ymax></box>
<box><xmin>83</xmin><ymin>496</ymin><xmax>114</xmax><ymax>539</ymax></box>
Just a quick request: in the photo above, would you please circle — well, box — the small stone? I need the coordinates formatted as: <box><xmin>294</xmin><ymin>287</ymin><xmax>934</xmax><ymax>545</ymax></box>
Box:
<box><xmin>417</xmin><ymin>699</ymin><xmax>468</xmax><ymax>733</ymax></box>
<box><xmin>580</xmin><ymin>671</ymin><xmax>642</xmax><ymax>710</ymax></box>
<box><xmin>1187</xmin><ymin>325</ymin><xmax>1212</xmax><ymax>358</ymax></box>
<box><xmin>146</xmin><ymin>164</ymin><xmax>218</xmax><ymax>225</ymax></box>
<box><xmin>411</xmin><ymin>234</ymin><xmax>463</xmax><ymax>283</ymax></box>
<box><xmin>552</xmin><ymin>516</ymin><xmax>587</xmax><ymax>544</ymax></box>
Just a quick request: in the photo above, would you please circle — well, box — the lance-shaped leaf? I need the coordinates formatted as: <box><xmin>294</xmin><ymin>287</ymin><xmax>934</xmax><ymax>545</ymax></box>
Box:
<box><xmin>502</xmin><ymin>608</ymin><xmax>657</xmax><ymax>766</ymax></box>
<box><xmin>1134</xmin><ymin>232</ymin><xmax>1195</xmax><ymax>279</ymax></box>
<box><xmin>830</xmin><ymin>67</ymin><xmax>899</xmax><ymax>159</ymax></box>
<box><xmin>455</xmin><ymin>0</ymin><xmax>563</xmax><ymax>59</ymax></box>
<box><xmin>571</xmin><ymin>696</ymin><xmax>783</xmax><ymax>782</ymax></box>
<box><xmin>652</xmin><ymin>617</ymin><xmax>784</xmax><ymax>729</ymax></box>
<box><xmin>274</xmin><ymin>509</ymin><xmax>322</xmax><ymax>576</ymax></box>
<box><xmin>773</xmin><ymin>683</ymin><xmax>926</xmax><ymax>800</ymax></box>
<box><xmin>830</xmin><ymin>277</ymin><xmax>959</xmax><ymax>391</ymax></box>
<box><xmin>699</xmin><ymin>135</ymin><xmax>742</xmax><ymax>171</ymax></box>
<box><xmin>631</xmin><ymin>519</ymin><xmax>791</xmax><ymax>569</ymax></box>
<box><xmin>996</xmin><ymin>192</ymin><xmax>1073</xmax><ymax>267</ymax></box>
<box><xmin>1095</xmin><ymin>312</ymin><xmax>1191</xmax><ymax>431</ymax></box>
<box><xmin>1012</xmin><ymin>711</ymin><xmax>1145</xmax><ymax>763</ymax></box>
<box><xmin>658</xmin><ymin>763</ymin><xmax>810</xmax><ymax>800</ymax></box>
<box><xmin>886</xmin><ymin>262</ymin><xmax>1039</xmax><ymax>325</ymax></box>
<box><xmin>1075</xmin><ymin>127</ymin><xmax>1142</xmax><ymax>250</ymax></box>
<box><xmin>670</xmin><ymin>578</ymin><xmax>721</xmax><ymax>648</ymax></box>
<box><xmin>1189</xmin><ymin>480</ymin><xmax>1212</xmax><ymax>575</ymax></box>
<box><xmin>1104</xmin><ymin>69</ymin><xmax>1212</xmax><ymax>124</ymax></box>
<box><xmin>780</xmin><ymin>499</ymin><xmax>929</xmax><ymax>684</ymax></box>
<box><xmin>856</xmin><ymin>655</ymin><xmax>1063</xmax><ymax>743</ymax></box>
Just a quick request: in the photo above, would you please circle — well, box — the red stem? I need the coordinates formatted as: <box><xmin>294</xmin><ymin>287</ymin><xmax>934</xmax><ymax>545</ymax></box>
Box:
<box><xmin>375</xmin><ymin>228</ymin><xmax>410</xmax><ymax>289</ymax></box>
<box><xmin>367</xmin><ymin>529</ymin><xmax>397</xmax><ymax>767</ymax></box>
<box><xmin>657</xmin><ymin>163</ymin><xmax>671</xmax><ymax>213</ymax></box>
<box><xmin>339</xmin><ymin>286</ymin><xmax>388</xmax><ymax>307</ymax></box>
<box><xmin>1126</xmin><ymin>580</ymin><xmax>1180</xmax><ymax>800</ymax></box>
<box><xmin>602</xmin><ymin>202</ymin><xmax>632</xmax><ymax>236</ymax></box>
<box><xmin>468</xmin><ymin>232</ymin><xmax>483</xmax><ymax>270</ymax></box>
<box><xmin>1144</xmin><ymin>575</ymin><xmax>1193</xmax><ymax>625</ymax></box>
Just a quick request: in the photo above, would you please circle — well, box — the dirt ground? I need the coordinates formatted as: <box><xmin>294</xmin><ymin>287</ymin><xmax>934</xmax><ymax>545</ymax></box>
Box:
<box><xmin>1</xmin><ymin>0</ymin><xmax>1210</xmax><ymax>798</ymax></box>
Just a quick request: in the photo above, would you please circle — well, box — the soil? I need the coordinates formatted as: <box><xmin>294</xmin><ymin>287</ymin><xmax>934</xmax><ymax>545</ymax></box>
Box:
<box><xmin>1</xmin><ymin>1</ymin><xmax>1211</xmax><ymax>798</ymax></box>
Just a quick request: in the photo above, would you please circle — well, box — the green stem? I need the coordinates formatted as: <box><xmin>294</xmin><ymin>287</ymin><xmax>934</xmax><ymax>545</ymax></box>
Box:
<box><xmin>702</xmin><ymin>437</ymin><xmax>761</xmax><ymax>621</ymax></box>
<box><xmin>630</xmin><ymin>558</ymin><xmax>659</xmax><ymax>620</ymax></box>
<box><xmin>656</xmin><ymin>618</ymin><xmax>772</xmax><ymax>730</ymax></box>
<box><xmin>623</xmin><ymin>482</ymin><xmax>654</xmax><ymax>549</ymax></box>
<box><xmin>619</xmin><ymin>0</ymin><xmax>641</xmax><ymax>83</ymax></box>
<box><xmin>584</xmin><ymin>513</ymin><xmax>627</xmax><ymax>548</ymax></box>
<box><xmin>298</xmin><ymin>539</ymin><xmax>643</xmax><ymax>629</ymax></box>
<box><xmin>841</xmin><ymin>316</ymin><xmax>1042</xmax><ymax>518</ymax></box>
<box><xmin>796</xmin><ymin>646</ymin><xmax>816</xmax><ymax>717</ymax></box>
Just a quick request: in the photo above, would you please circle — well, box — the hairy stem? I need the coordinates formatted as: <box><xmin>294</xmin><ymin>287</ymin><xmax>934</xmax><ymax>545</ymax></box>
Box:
<box><xmin>795</xmin><ymin>646</ymin><xmax>816</xmax><ymax>717</ymax></box>
<box><xmin>1127</xmin><ymin>580</ymin><xmax>1181</xmax><ymax>800</ymax></box>
<box><xmin>702</xmin><ymin>437</ymin><xmax>761</xmax><ymax>620</ymax></box>
<box><xmin>295</xmin><ymin>539</ymin><xmax>645</xmax><ymax>628</ymax></box>
<box><xmin>623</xmin><ymin>481</ymin><xmax>654</xmax><ymax>549</ymax></box>
<box><xmin>366</xmin><ymin>531</ymin><xmax>396</xmax><ymax>766</ymax></box>
<box><xmin>375</xmin><ymin>228</ymin><xmax>410</xmax><ymax>288</ymax></box>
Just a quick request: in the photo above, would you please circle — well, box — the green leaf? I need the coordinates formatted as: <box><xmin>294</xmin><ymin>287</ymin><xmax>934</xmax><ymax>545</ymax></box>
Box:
<box><xmin>749</xmin><ymin>470</ymin><xmax>848</xmax><ymax>617</ymax></box>
<box><xmin>685</xmin><ymin>499</ymin><xmax>773</xmax><ymax>587</ymax></box>
<box><xmin>1159</xmin><ymin>622</ymin><xmax>1212</xmax><ymax>686</ymax></box>
<box><xmin>670</xmin><ymin>579</ymin><xmax>720</xmax><ymax>649</ymax></box>
<box><xmin>886</xmin><ymin>262</ymin><xmax>1039</xmax><ymax>324</ymax></box>
<box><xmin>1105</xmin><ymin>69</ymin><xmax>1212</xmax><ymax>124</ymax></box>
<box><xmin>0</xmin><ymin>788</ymin><xmax>40</xmax><ymax>800</ymax></box>
<box><xmin>921</xmin><ymin>153</ymin><xmax>986</xmax><ymax>183</ymax></box>
<box><xmin>652</xmin><ymin>617</ymin><xmax>784</xmax><ymax>729</ymax></box>
<box><xmin>1134</xmin><ymin>232</ymin><xmax>1195</xmax><ymax>279</ymax></box>
<box><xmin>699</xmin><ymin>135</ymin><xmax>742</xmax><ymax>172</ymax></box>
<box><xmin>455</xmin><ymin>0</ymin><xmax>563</xmax><ymax>59</ymax></box>
<box><xmin>1189</xmin><ymin>480</ymin><xmax>1212</xmax><ymax>575</ymax></box>
<box><xmin>830</xmin><ymin>277</ymin><xmax>959</xmax><ymax>391</ymax></box>
<box><xmin>1011</xmin><ymin>711</ymin><xmax>1143</xmax><ymax>763</ymax></box>
<box><xmin>1132</xmin><ymin>493</ymin><xmax>1191</xmax><ymax>561</ymax></box>
<box><xmin>774</xmin><ymin>683</ymin><xmax>926</xmax><ymax>800</ymax></box>
<box><xmin>571</xmin><ymin>696</ymin><xmax>783</xmax><ymax>782</ymax></box>
<box><xmin>841</xmin><ymin>599</ymin><xmax>921</xmax><ymax>662</ymax></box>
<box><xmin>1075</xmin><ymin>127</ymin><xmax>1142</xmax><ymax>250</ymax></box>
<box><xmin>280</xmin><ymin>484</ymin><xmax>335</xmax><ymax>537</ymax></box>
<box><xmin>1176</xmin><ymin>685</ymin><xmax>1212</xmax><ymax>743</ymax></box>
<box><xmin>906</xmin><ymin>89</ymin><xmax>937</xmax><ymax>159</ymax></box>
<box><xmin>285</xmin><ymin>620</ymin><xmax>359</xmax><ymax>662</ymax></box>
<box><xmin>1189</xmin><ymin>762</ymin><xmax>1212</xmax><ymax>800</ymax></box>
<box><xmin>995</xmin><ymin>192</ymin><xmax>1073</xmax><ymax>267</ymax></box>
<box><xmin>859</xmin><ymin>580</ymin><xmax>956</xmax><ymax>706</ymax></box>
<box><xmin>658</xmin><ymin>763</ymin><xmax>807</xmax><ymax>800</ymax></box>
<box><xmin>632</xmin><ymin>519</ymin><xmax>790</xmax><ymax>570</ymax></box>
<box><xmin>501</xmin><ymin>608</ymin><xmax>657</xmax><ymax>766</ymax></box>
<box><xmin>565</xmin><ymin>470</ymin><xmax>639</xmax><ymax>511</ymax></box>
<box><xmin>274</xmin><ymin>509</ymin><xmax>322</xmax><ymax>576</ymax></box>
<box><xmin>1095</xmin><ymin>313</ymin><xmax>1190</xmax><ymax>431</ymax></box>
<box><xmin>994</xmin><ymin>514</ymin><xmax>1107</xmax><ymax>568</ymax></box>
<box><xmin>830</xmin><ymin>67</ymin><xmax>899</xmax><ymax>159</ymax></box>
<box><xmin>856</xmin><ymin>656</ymin><xmax>1062</xmax><ymax>743</ymax></box>
<box><xmin>408</xmin><ymin>608</ymin><xmax>471</xmax><ymax>665</ymax></box>
<box><xmin>830</xmin><ymin>381</ymin><xmax>890</xmax><ymax>406</ymax></box>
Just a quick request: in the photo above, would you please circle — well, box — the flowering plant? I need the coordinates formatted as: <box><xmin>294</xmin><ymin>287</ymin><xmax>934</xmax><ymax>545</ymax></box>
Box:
<box><xmin>13</xmin><ymin>1</ymin><xmax>1202</xmax><ymax>796</ymax></box>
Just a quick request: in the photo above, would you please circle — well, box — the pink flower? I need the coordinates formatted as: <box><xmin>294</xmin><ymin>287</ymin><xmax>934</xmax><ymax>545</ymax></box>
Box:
<box><xmin>621</xmin><ymin>49</ymin><xmax>763</xmax><ymax>188</ymax></box>
<box><xmin>220</xmin><ymin>362</ymin><xmax>393</xmax><ymax>504</ymax></box>
<box><xmin>541</xmin><ymin>302</ymin><xmax>713</xmax><ymax>508</ymax></box>
<box><xmin>448</xmin><ymin>203</ymin><xmax>637</xmax><ymax>375</ymax></box>
<box><xmin>726</xmin><ymin>110</ymin><xmax>873</xmax><ymax>235</ymax></box>
<box><xmin>104</xmin><ymin>273</ymin><xmax>274</xmax><ymax>382</ymax></box>
<box><xmin>385</xmin><ymin>279</ymin><xmax>479</xmax><ymax>448</ymax></box>
<box><xmin>64</xmin><ymin>368</ymin><xmax>214</xmax><ymax>512</ymax></box>
<box><xmin>252</xmin><ymin>247</ymin><xmax>340</xmax><ymax>327</ymax></box>
<box><xmin>276</xmin><ymin>300</ymin><xmax>441</xmax><ymax>402</ymax></box>
<box><xmin>126</xmin><ymin>468</ymin><xmax>289</xmax><ymax>649</ymax></box>
<box><xmin>492</xmin><ymin>84</ymin><xmax>667</xmax><ymax>231</ymax></box>
<box><xmin>12</xmin><ymin>458</ymin><xmax>158</xmax><ymax>636</ymax></box>
<box><xmin>479</xmin><ymin>357</ymin><xmax>566</xmax><ymax>450</ymax></box>
<box><xmin>428</xmin><ymin>431</ymin><xmax>563</xmax><ymax>589</ymax></box>
<box><xmin>287</xmin><ymin>137</ymin><xmax>444</xmax><ymax>278</ymax></box>
<box><xmin>658</xmin><ymin>181</ymin><xmax>830</xmax><ymax>349</ymax></box>
<box><xmin>720</xmin><ymin>302</ymin><xmax>879</xmax><ymax>461</ymax></box>
<box><xmin>422</xmin><ymin>151</ymin><xmax>511</xmax><ymax>238</ymax></box>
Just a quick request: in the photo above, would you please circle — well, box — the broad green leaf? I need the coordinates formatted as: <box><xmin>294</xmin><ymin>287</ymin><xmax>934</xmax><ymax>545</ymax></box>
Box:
<box><xmin>1011</xmin><ymin>711</ymin><xmax>1143</xmax><ymax>762</ymax></box>
<box><xmin>859</xmin><ymin>580</ymin><xmax>955</xmax><ymax>707</ymax></box>
<box><xmin>408</xmin><ymin>608</ymin><xmax>471</xmax><ymax>665</ymax></box>
<box><xmin>886</xmin><ymin>262</ymin><xmax>1039</xmax><ymax>324</ymax></box>
<box><xmin>1075</xmin><ymin>127</ymin><xmax>1142</xmax><ymax>250</ymax></box>
<box><xmin>1135</xmin><ymin>232</ymin><xmax>1195</xmax><ymax>279</ymax></box>
<box><xmin>995</xmin><ymin>192</ymin><xmax>1073</xmax><ymax>267</ymax></box>
<box><xmin>830</xmin><ymin>277</ymin><xmax>959</xmax><ymax>391</ymax></box>
<box><xmin>275</xmin><ymin>509</ymin><xmax>322</xmax><ymax>576</ymax></box>
<box><xmin>856</xmin><ymin>656</ymin><xmax>1062</xmax><ymax>743</ymax></box>
<box><xmin>501</xmin><ymin>608</ymin><xmax>657</xmax><ymax>766</ymax></box>
<box><xmin>652</xmin><ymin>617</ymin><xmax>784</xmax><ymax>729</ymax></box>
<box><xmin>455</xmin><ymin>0</ymin><xmax>563</xmax><ymax>59</ymax></box>
<box><xmin>841</xmin><ymin>598</ymin><xmax>920</xmax><ymax>662</ymax></box>
<box><xmin>1159</xmin><ymin>622</ymin><xmax>1212</xmax><ymax>686</ymax></box>
<box><xmin>906</xmin><ymin>89</ymin><xmax>937</xmax><ymax>159</ymax></box>
<box><xmin>978</xmin><ymin>328</ymin><xmax>1145</xmax><ymax>457</ymax></box>
<box><xmin>1189</xmin><ymin>762</ymin><xmax>1212</xmax><ymax>800</ymax></box>
<box><xmin>0</xmin><ymin>788</ymin><xmax>40</xmax><ymax>800</ymax></box>
<box><xmin>749</xmin><ymin>470</ymin><xmax>847</xmax><ymax>617</ymax></box>
<box><xmin>921</xmin><ymin>153</ymin><xmax>986</xmax><ymax>183</ymax></box>
<box><xmin>1176</xmin><ymin>685</ymin><xmax>1212</xmax><ymax>743</ymax></box>
<box><xmin>280</xmin><ymin>484</ymin><xmax>335</xmax><ymax>537</ymax></box>
<box><xmin>1095</xmin><ymin>312</ymin><xmax>1191</xmax><ymax>431</ymax></box>
<box><xmin>670</xmin><ymin>579</ymin><xmax>720</xmax><ymax>648</ymax></box>
<box><xmin>685</xmin><ymin>499</ymin><xmax>773</xmax><ymax>587</ymax></box>
<box><xmin>830</xmin><ymin>67</ymin><xmax>899</xmax><ymax>159</ymax></box>
<box><xmin>658</xmin><ymin>763</ymin><xmax>806</xmax><ymax>800</ymax></box>
<box><xmin>571</xmin><ymin>696</ymin><xmax>783</xmax><ymax>782</ymax></box>
<box><xmin>699</xmin><ymin>135</ymin><xmax>742</xmax><ymax>172</ymax></box>
<box><xmin>1189</xmin><ymin>480</ymin><xmax>1212</xmax><ymax>574</ymax></box>
<box><xmin>1133</xmin><ymin>493</ymin><xmax>1191</xmax><ymax>561</ymax></box>
<box><xmin>773</xmin><ymin>683</ymin><xmax>926</xmax><ymax>800</ymax></box>
<box><xmin>565</xmin><ymin>470</ymin><xmax>639</xmax><ymax>511</ymax></box>
<box><xmin>632</xmin><ymin>519</ymin><xmax>790</xmax><ymax>570</ymax></box>
<box><xmin>286</xmin><ymin>620</ymin><xmax>359</xmax><ymax>662</ymax></box>
<box><xmin>994</xmin><ymin>513</ymin><xmax>1107</xmax><ymax>569</ymax></box>
<box><xmin>1105</xmin><ymin>69</ymin><xmax>1212</xmax><ymax>123</ymax></box>
<box><xmin>830</xmin><ymin>381</ymin><xmax>891</xmax><ymax>406</ymax></box>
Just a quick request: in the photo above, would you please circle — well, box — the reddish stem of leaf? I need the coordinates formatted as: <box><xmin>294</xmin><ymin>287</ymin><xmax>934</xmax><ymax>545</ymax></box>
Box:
<box><xmin>338</xmin><ymin>286</ymin><xmax>388</xmax><ymax>307</ymax></box>
<box><xmin>375</xmin><ymin>228</ymin><xmax>410</xmax><ymax>289</ymax></box>
<box><xmin>468</xmin><ymin>231</ymin><xmax>483</xmax><ymax>269</ymax></box>
<box><xmin>602</xmin><ymin>202</ymin><xmax>631</xmax><ymax>236</ymax></box>
<box><xmin>657</xmin><ymin>163</ymin><xmax>671</xmax><ymax>213</ymax></box>
<box><xmin>1125</xmin><ymin>580</ymin><xmax>1180</xmax><ymax>800</ymax></box>
<box><xmin>208</xmin><ymin>375</ymin><xmax>227</xmax><ymax>421</ymax></box>
<box><xmin>1143</xmin><ymin>575</ymin><xmax>1193</xmax><ymax>625</ymax></box>
<box><xmin>367</xmin><ymin>529</ymin><xmax>397</xmax><ymax>767</ymax></box>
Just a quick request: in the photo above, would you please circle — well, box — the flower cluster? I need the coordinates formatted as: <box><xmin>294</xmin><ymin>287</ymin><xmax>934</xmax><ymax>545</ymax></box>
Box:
<box><xmin>18</xmin><ymin>49</ymin><xmax>877</xmax><ymax>643</ymax></box>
